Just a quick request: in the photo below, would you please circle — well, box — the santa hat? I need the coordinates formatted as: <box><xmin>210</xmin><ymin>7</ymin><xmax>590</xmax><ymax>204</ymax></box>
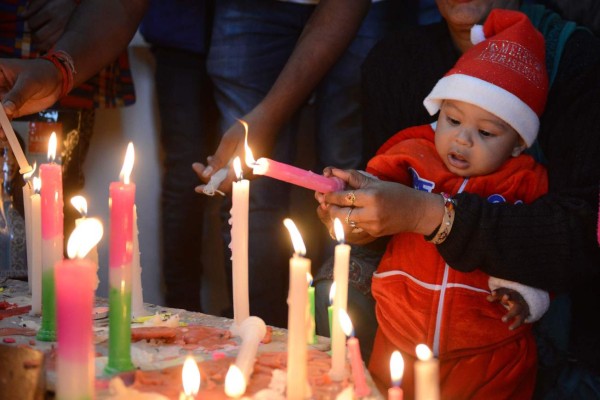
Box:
<box><xmin>423</xmin><ymin>9</ymin><xmax>548</xmax><ymax>147</ymax></box>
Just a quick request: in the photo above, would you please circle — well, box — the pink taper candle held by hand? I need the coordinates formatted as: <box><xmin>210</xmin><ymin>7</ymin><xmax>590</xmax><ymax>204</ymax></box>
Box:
<box><xmin>388</xmin><ymin>351</ymin><xmax>404</xmax><ymax>400</ymax></box>
<box><xmin>339</xmin><ymin>309</ymin><xmax>370</xmax><ymax>398</ymax></box>
<box><xmin>56</xmin><ymin>218</ymin><xmax>103</xmax><ymax>400</ymax></box>
<box><xmin>283</xmin><ymin>218</ymin><xmax>309</xmax><ymax>400</ymax></box>
<box><xmin>37</xmin><ymin>132</ymin><xmax>63</xmax><ymax>342</ymax></box>
<box><xmin>240</xmin><ymin>119</ymin><xmax>344</xmax><ymax>193</ymax></box>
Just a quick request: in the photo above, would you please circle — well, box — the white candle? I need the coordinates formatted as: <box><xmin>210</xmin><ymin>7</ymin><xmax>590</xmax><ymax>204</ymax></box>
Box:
<box><xmin>131</xmin><ymin>205</ymin><xmax>145</xmax><ymax>318</ymax></box>
<box><xmin>330</xmin><ymin>218</ymin><xmax>350</xmax><ymax>381</ymax></box>
<box><xmin>0</xmin><ymin>104</ymin><xmax>31</xmax><ymax>174</ymax></box>
<box><xmin>29</xmin><ymin>177</ymin><xmax>42</xmax><ymax>315</ymax></box>
<box><xmin>414</xmin><ymin>344</ymin><xmax>440</xmax><ymax>400</ymax></box>
<box><xmin>22</xmin><ymin>166</ymin><xmax>35</xmax><ymax>292</ymax></box>
<box><xmin>234</xmin><ymin>316</ymin><xmax>266</xmax><ymax>384</ymax></box>
<box><xmin>283</xmin><ymin>219</ymin><xmax>309</xmax><ymax>400</ymax></box>
<box><xmin>230</xmin><ymin>156</ymin><xmax>249</xmax><ymax>333</ymax></box>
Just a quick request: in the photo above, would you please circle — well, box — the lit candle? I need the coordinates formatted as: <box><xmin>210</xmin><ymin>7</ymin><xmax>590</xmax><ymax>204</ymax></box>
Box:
<box><xmin>22</xmin><ymin>165</ymin><xmax>35</xmax><ymax>293</ymax></box>
<box><xmin>29</xmin><ymin>177</ymin><xmax>42</xmax><ymax>315</ymax></box>
<box><xmin>225</xmin><ymin>364</ymin><xmax>246</xmax><ymax>399</ymax></box>
<box><xmin>307</xmin><ymin>273</ymin><xmax>316</xmax><ymax>345</ymax></box>
<box><xmin>0</xmin><ymin>104</ymin><xmax>32</xmax><ymax>174</ymax></box>
<box><xmin>339</xmin><ymin>309</ymin><xmax>370</xmax><ymax>397</ymax></box>
<box><xmin>230</xmin><ymin>155</ymin><xmax>249</xmax><ymax>334</ymax></box>
<box><xmin>414</xmin><ymin>344</ymin><xmax>440</xmax><ymax>400</ymax></box>
<box><xmin>283</xmin><ymin>218</ymin><xmax>309</xmax><ymax>400</ymax></box>
<box><xmin>241</xmin><ymin>119</ymin><xmax>344</xmax><ymax>194</ymax></box>
<box><xmin>70</xmin><ymin>196</ymin><xmax>99</xmax><ymax>288</ymax></box>
<box><xmin>179</xmin><ymin>355</ymin><xmax>201</xmax><ymax>400</ymax></box>
<box><xmin>56</xmin><ymin>217</ymin><xmax>103</xmax><ymax>400</ymax></box>
<box><xmin>131</xmin><ymin>205</ymin><xmax>146</xmax><ymax>318</ymax></box>
<box><xmin>234</xmin><ymin>316</ymin><xmax>266</xmax><ymax>385</ymax></box>
<box><xmin>328</xmin><ymin>282</ymin><xmax>336</xmax><ymax>337</ymax></box>
<box><xmin>105</xmin><ymin>142</ymin><xmax>136</xmax><ymax>374</ymax></box>
<box><xmin>37</xmin><ymin>132</ymin><xmax>63</xmax><ymax>342</ymax></box>
<box><xmin>330</xmin><ymin>218</ymin><xmax>350</xmax><ymax>381</ymax></box>
<box><xmin>388</xmin><ymin>351</ymin><xmax>404</xmax><ymax>400</ymax></box>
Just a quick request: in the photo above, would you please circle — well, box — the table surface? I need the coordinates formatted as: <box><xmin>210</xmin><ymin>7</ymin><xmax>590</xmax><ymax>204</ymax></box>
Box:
<box><xmin>0</xmin><ymin>278</ymin><xmax>383</xmax><ymax>399</ymax></box>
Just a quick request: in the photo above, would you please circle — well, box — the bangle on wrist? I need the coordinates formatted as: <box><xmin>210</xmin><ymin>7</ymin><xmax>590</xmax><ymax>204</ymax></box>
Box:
<box><xmin>425</xmin><ymin>192</ymin><xmax>456</xmax><ymax>245</ymax></box>
<box><xmin>40</xmin><ymin>49</ymin><xmax>76</xmax><ymax>98</ymax></box>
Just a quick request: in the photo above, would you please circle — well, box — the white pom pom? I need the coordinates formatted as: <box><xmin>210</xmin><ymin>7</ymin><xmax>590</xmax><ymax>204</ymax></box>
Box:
<box><xmin>471</xmin><ymin>24</ymin><xmax>486</xmax><ymax>45</ymax></box>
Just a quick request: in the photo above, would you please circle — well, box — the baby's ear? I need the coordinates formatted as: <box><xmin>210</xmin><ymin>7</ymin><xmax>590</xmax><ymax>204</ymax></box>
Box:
<box><xmin>511</xmin><ymin>140</ymin><xmax>527</xmax><ymax>157</ymax></box>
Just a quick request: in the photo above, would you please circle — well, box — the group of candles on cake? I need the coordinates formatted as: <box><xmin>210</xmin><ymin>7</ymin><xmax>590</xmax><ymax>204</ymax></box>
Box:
<box><xmin>2</xmin><ymin>109</ymin><xmax>441</xmax><ymax>399</ymax></box>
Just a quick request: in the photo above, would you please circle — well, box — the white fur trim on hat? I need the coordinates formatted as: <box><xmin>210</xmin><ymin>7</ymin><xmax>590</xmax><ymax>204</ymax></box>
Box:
<box><xmin>471</xmin><ymin>24</ymin><xmax>486</xmax><ymax>45</ymax></box>
<box><xmin>423</xmin><ymin>74</ymin><xmax>539</xmax><ymax>147</ymax></box>
<box><xmin>488</xmin><ymin>276</ymin><xmax>550</xmax><ymax>323</ymax></box>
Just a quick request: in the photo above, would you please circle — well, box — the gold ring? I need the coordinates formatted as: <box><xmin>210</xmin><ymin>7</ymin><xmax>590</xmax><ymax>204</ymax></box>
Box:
<box><xmin>344</xmin><ymin>207</ymin><xmax>354</xmax><ymax>225</ymax></box>
<box><xmin>345</xmin><ymin>191</ymin><xmax>356</xmax><ymax>207</ymax></box>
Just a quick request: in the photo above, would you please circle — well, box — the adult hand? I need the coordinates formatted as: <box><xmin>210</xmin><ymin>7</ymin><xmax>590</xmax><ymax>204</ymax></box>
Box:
<box><xmin>487</xmin><ymin>288</ymin><xmax>530</xmax><ymax>331</ymax></box>
<box><xmin>199</xmin><ymin>104</ymin><xmax>282</xmax><ymax>184</ymax></box>
<box><xmin>0</xmin><ymin>58</ymin><xmax>62</xmax><ymax>139</ymax></box>
<box><xmin>25</xmin><ymin>0</ymin><xmax>78</xmax><ymax>52</ymax></box>
<box><xmin>316</xmin><ymin>167</ymin><xmax>445</xmax><ymax>238</ymax></box>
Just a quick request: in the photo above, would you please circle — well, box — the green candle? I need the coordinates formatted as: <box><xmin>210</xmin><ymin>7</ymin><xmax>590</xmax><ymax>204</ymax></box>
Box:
<box><xmin>308</xmin><ymin>284</ymin><xmax>316</xmax><ymax>344</ymax></box>
<box><xmin>36</xmin><ymin>269</ymin><xmax>57</xmax><ymax>341</ymax></box>
<box><xmin>105</xmin><ymin>284</ymin><xmax>134</xmax><ymax>374</ymax></box>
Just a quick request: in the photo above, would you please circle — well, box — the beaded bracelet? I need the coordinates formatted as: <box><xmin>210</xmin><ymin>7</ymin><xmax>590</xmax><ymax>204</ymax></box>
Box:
<box><xmin>425</xmin><ymin>192</ymin><xmax>456</xmax><ymax>245</ymax></box>
<box><xmin>40</xmin><ymin>50</ymin><xmax>76</xmax><ymax>98</ymax></box>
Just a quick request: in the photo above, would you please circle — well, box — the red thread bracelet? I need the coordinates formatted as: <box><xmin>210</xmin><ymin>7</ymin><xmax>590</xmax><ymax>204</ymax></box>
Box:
<box><xmin>40</xmin><ymin>50</ymin><xmax>76</xmax><ymax>98</ymax></box>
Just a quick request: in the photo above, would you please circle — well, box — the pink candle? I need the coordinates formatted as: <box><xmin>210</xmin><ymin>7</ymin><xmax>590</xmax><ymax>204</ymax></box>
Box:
<box><xmin>388</xmin><ymin>351</ymin><xmax>404</xmax><ymax>400</ymax></box>
<box><xmin>37</xmin><ymin>132</ymin><xmax>63</xmax><ymax>342</ymax></box>
<box><xmin>105</xmin><ymin>142</ymin><xmax>136</xmax><ymax>374</ymax></box>
<box><xmin>252</xmin><ymin>157</ymin><xmax>344</xmax><ymax>193</ymax></box>
<box><xmin>339</xmin><ymin>309</ymin><xmax>370</xmax><ymax>398</ymax></box>
<box><xmin>56</xmin><ymin>218</ymin><xmax>103</xmax><ymax>400</ymax></box>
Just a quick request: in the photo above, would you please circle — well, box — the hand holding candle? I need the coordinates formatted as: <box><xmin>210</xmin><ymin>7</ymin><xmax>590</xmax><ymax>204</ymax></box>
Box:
<box><xmin>283</xmin><ymin>218</ymin><xmax>309</xmax><ymax>400</ymax></box>
<box><xmin>330</xmin><ymin>218</ymin><xmax>350</xmax><ymax>381</ymax></box>
<box><xmin>414</xmin><ymin>344</ymin><xmax>440</xmax><ymax>400</ymax></box>
<box><xmin>339</xmin><ymin>309</ymin><xmax>370</xmax><ymax>397</ymax></box>
<box><xmin>56</xmin><ymin>217</ymin><xmax>103</xmax><ymax>400</ymax></box>
<box><xmin>388</xmin><ymin>351</ymin><xmax>404</xmax><ymax>400</ymax></box>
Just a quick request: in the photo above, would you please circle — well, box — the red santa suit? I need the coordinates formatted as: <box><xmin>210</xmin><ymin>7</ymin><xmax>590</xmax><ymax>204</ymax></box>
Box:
<box><xmin>366</xmin><ymin>124</ymin><xmax>548</xmax><ymax>400</ymax></box>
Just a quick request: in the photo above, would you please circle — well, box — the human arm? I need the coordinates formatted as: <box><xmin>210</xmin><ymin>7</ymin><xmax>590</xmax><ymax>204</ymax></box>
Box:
<box><xmin>198</xmin><ymin>0</ymin><xmax>371</xmax><ymax>184</ymax></box>
<box><xmin>23</xmin><ymin>0</ymin><xmax>79</xmax><ymax>52</ymax></box>
<box><xmin>0</xmin><ymin>0</ymin><xmax>148</xmax><ymax>119</ymax></box>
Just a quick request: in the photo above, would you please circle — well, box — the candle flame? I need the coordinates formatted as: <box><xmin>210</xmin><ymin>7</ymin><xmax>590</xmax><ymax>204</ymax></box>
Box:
<box><xmin>416</xmin><ymin>344</ymin><xmax>433</xmax><ymax>361</ymax></box>
<box><xmin>70</xmin><ymin>195</ymin><xmax>88</xmax><ymax>217</ymax></box>
<box><xmin>338</xmin><ymin>309</ymin><xmax>354</xmax><ymax>337</ymax></box>
<box><xmin>33</xmin><ymin>177</ymin><xmax>41</xmax><ymax>194</ymax></box>
<box><xmin>390</xmin><ymin>350</ymin><xmax>404</xmax><ymax>386</ymax></box>
<box><xmin>240</xmin><ymin>119</ymin><xmax>256</xmax><ymax>167</ymax></box>
<box><xmin>224</xmin><ymin>364</ymin><xmax>246</xmax><ymax>398</ymax></box>
<box><xmin>66</xmin><ymin>218</ymin><xmax>103</xmax><ymax>259</ymax></box>
<box><xmin>119</xmin><ymin>142</ymin><xmax>135</xmax><ymax>184</ymax></box>
<box><xmin>23</xmin><ymin>162</ymin><xmax>36</xmax><ymax>181</ymax></box>
<box><xmin>283</xmin><ymin>218</ymin><xmax>306</xmax><ymax>256</ymax></box>
<box><xmin>233</xmin><ymin>156</ymin><xmax>243</xmax><ymax>180</ymax></box>
<box><xmin>333</xmin><ymin>218</ymin><xmax>345</xmax><ymax>243</ymax></box>
<box><xmin>47</xmin><ymin>132</ymin><xmax>57</xmax><ymax>162</ymax></box>
<box><xmin>306</xmin><ymin>272</ymin><xmax>313</xmax><ymax>286</ymax></box>
<box><xmin>182</xmin><ymin>356</ymin><xmax>201</xmax><ymax>396</ymax></box>
<box><xmin>329</xmin><ymin>282</ymin><xmax>336</xmax><ymax>305</ymax></box>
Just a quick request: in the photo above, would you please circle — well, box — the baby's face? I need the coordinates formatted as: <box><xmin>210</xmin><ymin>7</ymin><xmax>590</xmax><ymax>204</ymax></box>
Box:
<box><xmin>435</xmin><ymin>100</ymin><xmax>525</xmax><ymax>177</ymax></box>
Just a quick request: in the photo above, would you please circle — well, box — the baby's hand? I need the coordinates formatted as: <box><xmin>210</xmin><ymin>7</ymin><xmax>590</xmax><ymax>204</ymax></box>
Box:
<box><xmin>487</xmin><ymin>287</ymin><xmax>530</xmax><ymax>330</ymax></box>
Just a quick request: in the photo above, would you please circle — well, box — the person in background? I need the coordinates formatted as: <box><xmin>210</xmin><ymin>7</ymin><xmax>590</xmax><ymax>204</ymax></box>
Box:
<box><xmin>195</xmin><ymin>0</ymin><xmax>415</xmax><ymax>328</ymax></box>
<box><xmin>139</xmin><ymin>0</ymin><xmax>219</xmax><ymax>312</ymax></box>
<box><xmin>318</xmin><ymin>10</ymin><xmax>551</xmax><ymax>397</ymax></box>
<box><xmin>317</xmin><ymin>0</ymin><xmax>600</xmax><ymax>398</ymax></box>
